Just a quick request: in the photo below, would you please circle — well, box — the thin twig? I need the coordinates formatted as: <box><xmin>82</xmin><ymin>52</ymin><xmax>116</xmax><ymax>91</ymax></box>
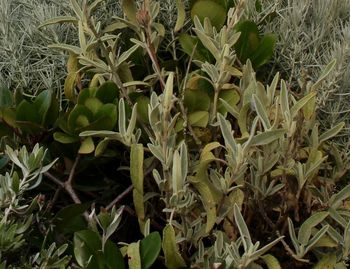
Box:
<box><xmin>106</xmin><ymin>185</ymin><xmax>134</xmax><ymax>211</ymax></box>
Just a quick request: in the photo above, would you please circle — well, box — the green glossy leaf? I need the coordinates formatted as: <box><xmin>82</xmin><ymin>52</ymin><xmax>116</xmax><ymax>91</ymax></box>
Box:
<box><xmin>188</xmin><ymin>111</ymin><xmax>209</xmax><ymax>127</ymax></box>
<box><xmin>16</xmin><ymin>100</ymin><xmax>41</xmax><ymax>124</ymax></box>
<box><xmin>53</xmin><ymin>132</ymin><xmax>79</xmax><ymax>144</ymax></box>
<box><xmin>234</xmin><ymin>20</ymin><xmax>260</xmax><ymax>63</ymax></box>
<box><xmin>104</xmin><ymin>240</ymin><xmax>125</xmax><ymax>269</ymax></box>
<box><xmin>0</xmin><ymin>87</ymin><xmax>13</xmax><ymax>108</ymax></box>
<box><xmin>191</xmin><ymin>0</ymin><xmax>226</xmax><ymax>29</ymax></box>
<box><xmin>68</xmin><ymin>105</ymin><xmax>94</xmax><ymax>131</ymax></box>
<box><xmin>33</xmin><ymin>90</ymin><xmax>52</xmax><ymax>124</ymax></box>
<box><xmin>95</xmin><ymin>81</ymin><xmax>119</xmax><ymax>104</ymax></box>
<box><xmin>184</xmin><ymin>89</ymin><xmax>211</xmax><ymax>112</ymax></box>
<box><xmin>250</xmin><ymin>34</ymin><xmax>276</xmax><ymax>68</ymax></box>
<box><xmin>178</xmin><ymin>33</ymin><xmax>208</xmax><ymax>63</ymax></box>
<box><xmin>74</xmin><ymin>230</ymin><xmax>101</xmax><ymax>267</ymax></box>
<box><xmin>140</xmin><ymin>232</ymin><xmax>161</xmax><ymax>269</ymax></box>
<box><xmin>53</xmin><ymin>203</ymin><xmax>90</xmax><ymax>234</ymax></box>
<box><xmin>78</xmin><ymin>87</ymin><xmax>98</xmax><ymax>105</ymax></box>
<box><xmin>162</xmin><ymin>224</ymin><xmax>186</xmax><ymax>269</ymax></box>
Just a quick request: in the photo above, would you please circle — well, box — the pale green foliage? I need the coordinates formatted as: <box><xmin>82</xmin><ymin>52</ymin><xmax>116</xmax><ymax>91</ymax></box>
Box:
<box><xmin>244</xmin><ymin>0</ymin><xmax>350</xmax><ymax>150</ymax></box>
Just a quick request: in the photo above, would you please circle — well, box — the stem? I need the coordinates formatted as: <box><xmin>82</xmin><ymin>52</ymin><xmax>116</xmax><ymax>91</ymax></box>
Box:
<box><xmin>106</xmin><ymin>185</ymin><xmax>134</xmax><ymax>211</ymax></box>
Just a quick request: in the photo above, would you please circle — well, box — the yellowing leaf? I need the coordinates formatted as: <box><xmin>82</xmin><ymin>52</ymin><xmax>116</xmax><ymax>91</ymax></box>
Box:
<box><xmin>64</xmin><ymin>72</ymin><xmax>77</xmax><ymax>102</ymax></box>
<box><xmin>78</xmin><ymin>137</ymin><xmax>95</xmax><ymax>154</ymax></box>
<box><xmin>162</xmin><ymin>224</ymin><xmax>186</xmax><ymax>269</ymax></box>
<box><xmin>174</xmin><ymin>0</ymin><xmax>185</xmax><ymax>32</ymax></box>
<box><xmin>127</xmin><ymin>241</ymin><xmax>142</xmax><ymax>269</ymax></box>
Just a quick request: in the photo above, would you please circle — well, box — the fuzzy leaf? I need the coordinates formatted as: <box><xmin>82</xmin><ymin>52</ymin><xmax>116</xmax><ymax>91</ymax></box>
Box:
<box><xmin>319</xmin><ymin>122</ymin><xmax>345</xmax><ymax>144</ymax></box>
<box><xmin>298</xmin><ymin>212</ymin><xmax>329</xmax><ymax>245</ymax></box>
<box><xmin>234</xmin><ymin>204</ymin><xmax>252</xmax><ymax>251</ymax></box>
<box><xmin>261</xmin><ymin>254</ymin><xmax>281</xmax><ymax>269</ymax></box>
<box><xmin>250</xmin><ymin>129</ymin><xmax>285</xmax><ymax>146</ymax></box>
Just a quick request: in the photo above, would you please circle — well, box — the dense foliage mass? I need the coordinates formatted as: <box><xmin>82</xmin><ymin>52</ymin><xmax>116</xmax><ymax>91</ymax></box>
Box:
<box><xmin>0</xmin><ymin>0</ymin><xmax>350</xmax><ymax>268</ymax></box>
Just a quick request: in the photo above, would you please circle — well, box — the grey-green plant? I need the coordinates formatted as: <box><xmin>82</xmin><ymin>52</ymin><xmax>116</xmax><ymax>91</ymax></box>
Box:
<box><xmin>243</xmin><ymin>0</ymin><xmax>350</xmax><ymax>158</ymax></box>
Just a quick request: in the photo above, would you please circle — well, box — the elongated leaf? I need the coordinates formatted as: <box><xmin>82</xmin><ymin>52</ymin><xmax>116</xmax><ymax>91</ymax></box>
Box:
<box><xmin>312</xmin><ymin>59</ymin><xmax>337</xmax><ymax>91</ymax></box>
<box><xmin>234</xmin><ymin>204</ymin><xmax>252</xmax><ymax>251</ymax></box>
<box><xmin>298</xmin><ymin>212</ymin><xmax>329</xmax><ymax>245</ymax></box>
<box><xmin>122</xmin><ymin>0</ymin><xmax>138</xmax><ymax>25</ymax></box>
<box><xmin>162</xmin><ymin>224</ymin><xmax>186</xmax><ymax>269</ymax></box>
<box><xmin>64</xmin><ymin>72</ymin><xmax>77</xmax><ymax>102</ymax></box>
<box><xmin>329</xmin><ymin>184</ymin><xmax>350</xmax><ymax>209</ymax></box>
<box><xmin>290</xmin><ymin>92</ymin><xmax>316</xmax><ymax>118</ymax></box>
<box><xmin>118</xmin><ymin>44</ymin><xmax>139</xmax><ymax>65</ymax></box>
<box><xmin>252</xmin><ymin>94</ymin><xmax>271</xmax><ymax>130</ymax></box>
<box><xmin>48</xmin><ymin>44</ymin><xmax>82</xmax><ymax>55</ymax></box>
<box><xmin>250</xmin><ymin>129</ymin><xmax>285</xmax><ymax>146</ymax></box>
<box><xmin>174</xmin><ymin>0</ymin><xmax>185</xmax><ymax>32</ymax></box>
<box><xmin>130</xmin><ymin>144</ymin><xmax>144</xmax><ymax>193</ymax></box>
<box><xmin>304</xmin><ymin>225</ymin><xmax>329</xmax><ymax>254</ymax></box>
<box><xmin>39</xmin><ymin>16</ymin><xmax>77</xmax><ymax>28</ymax></box>
<box><xmin>313</xmin><ymin>253</ymin><xmax>337</xmax><ymax>269</ymax></box>
<box><xmin>319</xmin><ymin>122</ymin><xmax>345</xmax><ymax>143</ymax></box>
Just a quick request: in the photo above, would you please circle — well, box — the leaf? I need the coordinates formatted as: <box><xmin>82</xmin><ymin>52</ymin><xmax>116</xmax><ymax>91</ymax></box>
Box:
<box><xmin>0</xmin><ymin>87</ymin><xmax>13</xmax><ymax>107</ymax></box>
<box><xmin>140</xmin><ymin>232</ymin><xmax>161</xmax><ymax>269</ymax></box>
<box><xmin>313</xmin><ymin>253</ymin><xmax>337</xmax><ymax>269</ymax></box>
<box><xmin>191</xmin><ymin>0</ymin><xmax>226</xmax><ymax>29</ymax></box>
<box><xmin>118</xmin><ymin>44</ymin><xmax>139</xmax><ymax>65</ymax></box>
<box><xmin>74</xmin><ymin>230</ymin><xmax>101</xmax><ymax>267</ymax></box>
<box><xmin>104</xmin><ymin>240</ymin><xmax>125</xmax><ymax>269</ymax></box>
<box><xmin>178</xmin><ymin>33</ymin><xmax>208</xmax><ymax>63</ymax></box>
<box><xmin>95</xmin><ymin>81</ymin><xmax>119</xmax><ymax>104</ymax></box>
<box><xmin>53</xmin><ymin>203</ymin><xmax>90</xmax><ymax>234</ymax></box>
<box><xmin>252</xmin><ymin>94</ymin><xmax>271</xmax><ymax>130</ymax></box>
<box><xmin>319</xmin><ymin>122</ymin><xmax>345</xmax><ymax>144</ymax></box>
<box><xmin>218</xmin><ymin>89</ymin><xmax>240</xmax><ymax>114</ymax></box>
<box><xmin>79</xmin><ymin>137</ymin><xmax>95</xmax><ymax>154</ymax></box>
<box><xmin>329</xmin><ymin>184</ymin><xmax>350</xmax><ymax>209</ymax></box>
<box><xmin>250</xmin><ymin>34</ymin><xmax>276</xmax><ymax>68</ymax></box>
<box><xmin>174</xmin><ymin>0</ymin><xmax>186</xmax><ymax>32</ymax></box>
<box><xmin>250</xmin><ymin>129</ymin><xmax>285</xmax><ymax>146</ymax></box>
<box><xmin>48</xmin><ymin>43</ymin><xmax>82</xmax><ymax>55</ymax></box>
<box><xmin>39</xmin><ymin>16</ymin><xmax>77</xmax><ymax>28</ymax></box>
<box><xmin>188</xmin><ymin>111</ymin><xmax>209</xmax><ymax>127</ymax></box>
<box><xmin>184</xmin><ymin>89</ymin><xmax>211</xmax><ymax>112</ymax></box>
<box><xmin>290</xmin><ymin>91</ymin><xmax>316</xmax><ymax>118</ymax></box>
<box><xmin>312</xmin><ymin>59</ymin><xmax>337</xmax><ymax>91</ymax></box>
<box><xmin>16</xmin><ymin>100</ymin><xmax>41</xmax><ymax>124</ymax></box>
<box><xmin>261</xmin><ymin>254</ymin><xmax>281</xmax><ymax>269</ymax></box>
<box><xmin>162</xmin><ymin>224</ymin><xmax>186</xmax><ymax>269</ymax></box>
<box><xmin>33</xmin><ymin>90</ymin><xmax>53</xmax><ymax>125</ymax></box>
<box><xmin>53</xmin><ymin>132</ymin><xmax>79</xmax><ymax>144</ymax></box>
<box><xmin>122</xmin><ymin>0</ymin><xmax>138</xmax><ymax>25</ymax></box>
<box><xmin>234</xmin><ymin>20</ymin><xmax>260</xmax><ymax>63</ymax></box>
<box><xmin>234</xmin><ymin>204</ymin><xmax>252</xmax><ymax>251</ymax></box>
<box><xmin>298</xmin><ymin>212</ymin><xmax>329</xmax><ymax>245</ymax></box>
<box><xmin>128</xmin><ymin>241</ymin><xmax>142</xmax><ymax>269</ymax></box>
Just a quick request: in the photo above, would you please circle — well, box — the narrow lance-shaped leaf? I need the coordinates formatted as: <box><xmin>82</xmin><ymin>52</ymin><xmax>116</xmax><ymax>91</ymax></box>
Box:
<box><xmin>298</xmin><ymin>212</ymin><xmax>329</xmax><ymax>245</ymax></box>
<box><xmin>174</xmin><ymin>0</ymin><xmax>185</xmax><ymax>32</ymax></box>
<box><xmin>319</xmin><ymin>122</ymin><xmax>345</xmax><ymax>144</ymax></box>
<box><xmin>234</xmin><ymin>204</ymin><xmax>252</xmax><ymax>251</ymax></box>
<box><xmin>311</xmin><ymin>59</ymin><xmax>337</xmax><ymax>91</ymax></box>
<box><xmin>250</xmin><ymin>129</ymin><xmax>285</xmax><ymax>146</ymax></box>
<box><xmin>39</xmin><ymin>16</ymin><xmax>77</xmax><ymax>28</ymax></box>
<box><xmin>252</xmin><ymin>94</ymin><xmax>271</xmax><ymax>130</ymax></box>
<box><xmin>290</xmin><ymin>91</ymin><xmax>316</xmax><ymax>118</ymax></box>
<box><xmin>162</xmin><ymin>224</ymin><xmax>186</xmax><ymax>269</ymax></box>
